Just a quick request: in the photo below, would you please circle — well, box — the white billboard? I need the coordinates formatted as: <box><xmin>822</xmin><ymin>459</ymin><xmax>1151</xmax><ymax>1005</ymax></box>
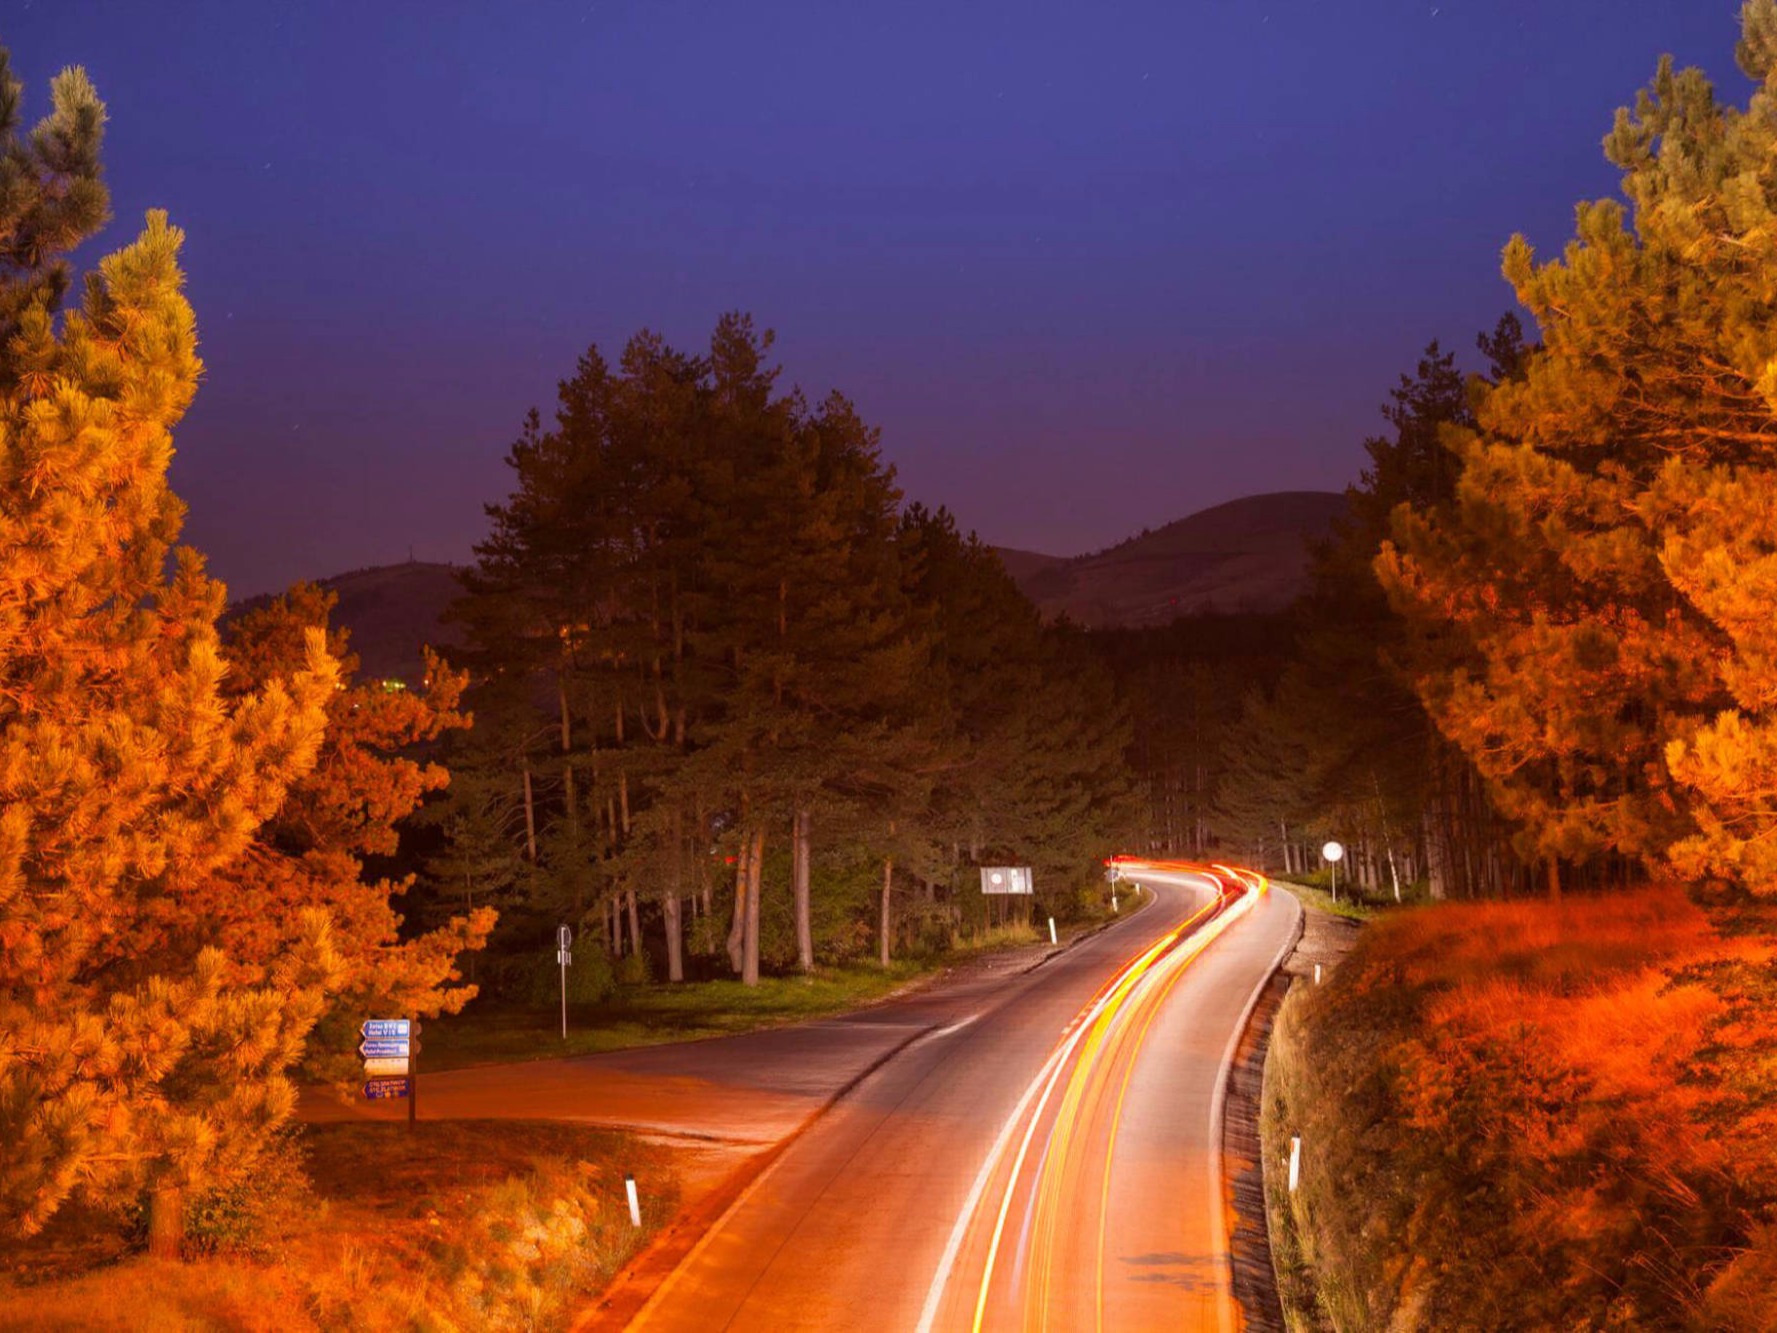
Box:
<box><xmin>979</xmin><ymin>866</ymin><xmax>1033</xmax><ymax>895</ymax></box>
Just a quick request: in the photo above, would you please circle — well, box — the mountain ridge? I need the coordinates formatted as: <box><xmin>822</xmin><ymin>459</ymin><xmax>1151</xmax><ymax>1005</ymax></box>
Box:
<box><xmin>996</xmin><ymin>490</ymin><xmax>1344</xmax><ymax>627</ymax></box>
<box><xmin>225</xmin><ymin>491</ymin><xmax>1345</xmax><ymax>678</ymax></box>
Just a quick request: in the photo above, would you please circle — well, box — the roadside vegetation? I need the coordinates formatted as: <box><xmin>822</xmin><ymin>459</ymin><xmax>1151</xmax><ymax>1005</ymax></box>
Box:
<box><xmin>1270</xmin><ymin>876</ymin><xmax>1384</xmax><ymax>922</ymax></box>
<box><xmin>1264</xmin><ymin>888</ymin><xmax>1777</xmax><ymax>1329</ymax></box>
<box><xmin>0</xmin><ymin>1122</ymin><xmax>672</xmax><ymax>1331</ymax></box>
<box><xmin>423</xmin><ymin>914</ymin><xmax>1060</xmax><ymax>1071</ymax></box>
<box><xmin>423</xmin><ymin>961</ymin><xmax>931</xmax><ymax>1070</ymax></box>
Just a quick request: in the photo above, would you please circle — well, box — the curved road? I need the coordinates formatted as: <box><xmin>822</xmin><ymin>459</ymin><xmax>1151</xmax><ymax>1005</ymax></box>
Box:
<box><xmin>622</xmin><ymin>864</ymin><xmax>1301</xmax><ymax>1332</ymax></box>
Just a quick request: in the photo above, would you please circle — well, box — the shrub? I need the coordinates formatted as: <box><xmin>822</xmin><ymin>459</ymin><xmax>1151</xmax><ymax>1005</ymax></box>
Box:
<box><xmin>1269</xmin><ymin>887</ymin><xmax>1777</xmax><ymax>1329</ymax></box>
<box><xmin>615</xmin><ymin>949</ymin><xmax>651</xmax><ymax>987</ymax></box>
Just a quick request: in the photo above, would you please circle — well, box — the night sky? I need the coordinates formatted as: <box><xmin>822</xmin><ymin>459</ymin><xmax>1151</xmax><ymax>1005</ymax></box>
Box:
<box><xmin>6</xmin><ymin>3</ymin><xmax>1746</xmax><ymax>596</ymax></box>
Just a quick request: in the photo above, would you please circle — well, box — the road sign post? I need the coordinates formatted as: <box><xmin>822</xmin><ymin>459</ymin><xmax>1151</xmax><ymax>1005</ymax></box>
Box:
<box><xmin>1321</xmin><ymin>840</ymin><xmax>1345</xmax><ymax>903</ymax></box>
<box><xmin>557</xmin><ymin>924</ymin><xmax>573</xmax><ymax>1041</ymax></box>
<box><xmin>358</xmin><ymin>1018</ymin><xmax>420</xmax><ymax>1128</ymax></box>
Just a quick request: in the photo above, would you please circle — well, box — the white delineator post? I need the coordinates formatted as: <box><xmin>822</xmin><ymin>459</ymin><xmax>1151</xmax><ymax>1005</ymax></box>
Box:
<box><xmin>1047</xmin><ymin>916</ymin><xmax>1057</xmax><ymax>945</ymax></box>
<box><xmin>1289</xmin><ymin>1137</ymin><xmax>1302</xmax><ymax>1193</ymax></box>
<box><xmin>1314</xmin><ymin>962</ymin><xmax>1322</xmax><ymax>985</ymax></box>
<box><xmin>625</xmin><ymin>1173</ymin><xmax>642</xmax><ymax>1227</ymax></box>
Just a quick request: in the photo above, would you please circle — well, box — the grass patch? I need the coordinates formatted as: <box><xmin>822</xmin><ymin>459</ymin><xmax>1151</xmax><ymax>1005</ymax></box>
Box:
<box><xmin>422</xmin><ymin>960</ymin><xmax>931</xmax><ymax>1072</ymax></box>
<box><xmin>1262</xmin><ymin>886</ymin><xmax>1777</xmax><ymax>1329</ymax></box>
<box><xmin>0</xmin><ymin>1120</ymin><xmax>673</xmax><ymax>1332</ymax></box>
<box><xmin>1272</xmin><ymin>878</ymin><xmax>1379</xmax><ymax>921</ymax></box>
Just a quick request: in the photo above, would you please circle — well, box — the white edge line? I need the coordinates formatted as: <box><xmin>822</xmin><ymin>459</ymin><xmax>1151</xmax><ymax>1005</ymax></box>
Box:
<box><xmin>1205</xmin><ymin>887</ymin><xmax>1304</xmax><ymax>1333</ymax></box>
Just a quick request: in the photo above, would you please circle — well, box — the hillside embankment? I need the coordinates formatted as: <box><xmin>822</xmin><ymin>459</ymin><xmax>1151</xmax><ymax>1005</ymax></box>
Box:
<box><xmin>1263</xmin><ymin>887</ymin><xmax>1777</xmax><ymax>1329</ymax></box>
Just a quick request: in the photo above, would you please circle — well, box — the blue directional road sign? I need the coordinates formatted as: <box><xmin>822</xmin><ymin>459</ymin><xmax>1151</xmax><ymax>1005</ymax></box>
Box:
<box><xmin>363</xmin><ymin>1076</ymin><xmax>411</xmax><ymax>1100</ymax></box>
<box><xmin>361</xmin><ymin>1018</ymin><xmax>410</xmax><ymax>1041</ymax></box>
<box><xmin>360</xmin><ymin>1038</ymin><xmax>410</xmax><ymax>1059</ymax></box>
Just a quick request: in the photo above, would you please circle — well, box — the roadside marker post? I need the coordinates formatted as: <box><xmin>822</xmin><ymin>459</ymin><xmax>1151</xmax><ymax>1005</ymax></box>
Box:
<box><xmin>1321</xmin><ymin>840</ymin><xmax>1345</xmax><ymax>903</ymax></box>
<box><xmin>1047</xmin><ymin>917</ymin><xmax>1057</xmax><ymax>946</ymax></box>
<box><xmin>1289</xmin><ymin>1136</ymin><xmax>1301</xmax><ymax>1193</ymax></box>
<box><xmin>625</xmin><ymin>1173</ymin><xmax>642</xmax><ymax>1228</ymax></box>
<box><xmin>1314</xmin><ymin>963</ymin><xmax>1322</xmax><ymax>985</ymax></box>
<box><xmin>557</xmin><ymin>924</ymin><xmax>573</xmax><ymax>1041</ymax></box>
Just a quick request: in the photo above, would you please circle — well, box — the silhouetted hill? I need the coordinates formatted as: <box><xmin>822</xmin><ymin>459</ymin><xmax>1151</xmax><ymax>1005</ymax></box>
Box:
<box><xmin>233</xmin><ymin>491</ymin><xmax>1343</xmax><ymax>676</ymax></box>
<box><xmin>995</xmin><ymin>547</ymin><xmax>1068</xmax><ymax>584</ymax></box>
<box><xmin>228</xmin><ymin>561</ymin><xmax>465</xmax><ymax>684</ymax></box>
<box><xmin>995</xmin><ymin>491</ymin><xmax>1346</xmax><ymax>628</ymax></box>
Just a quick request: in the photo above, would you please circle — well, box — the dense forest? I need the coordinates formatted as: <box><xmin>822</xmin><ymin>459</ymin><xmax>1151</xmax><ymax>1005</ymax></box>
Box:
<box><xmin>419</xmin><ymin>317</ymin><xmax>1136</xmax><ymax>993</ymax></box>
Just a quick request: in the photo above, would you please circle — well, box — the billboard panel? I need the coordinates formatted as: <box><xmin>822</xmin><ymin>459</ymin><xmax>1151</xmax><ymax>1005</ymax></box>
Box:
<box><xmin>979</xmin><ymin>866</ymin><xmax>1033</xmax><ymax>895</ymax></box>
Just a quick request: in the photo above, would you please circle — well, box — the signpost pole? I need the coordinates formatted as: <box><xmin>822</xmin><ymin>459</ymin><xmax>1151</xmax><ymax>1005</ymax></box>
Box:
<box><xmin>408</xmin><ymin>1015</ymin><xmax>417</xmax><ymax>1132</ymax></box>
<box><xmin>557</xmin><ymin>924</ymin><xmax>573</xmax><ymax>1042</ymax></box>
<box><xmin>1321</xmin><ymin>841</ymin><xmax>1345</xmax><ymax>905</ymax></box>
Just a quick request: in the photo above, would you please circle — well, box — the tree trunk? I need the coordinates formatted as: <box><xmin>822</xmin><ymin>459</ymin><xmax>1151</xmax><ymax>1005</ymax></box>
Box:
<box><xmin>793</xmin><ymin>807</ymin><xmax>813</xmax><ymax>973</ymax></box>
<box><xmin>1547</xmin><ymin>856</ymin><xmax>1562</xmax><ymax>902</ymax></box>
<box><xmin>879</xmin><ymin>855</ymin><xmax>894</xmax><ymax>968</ymax></box>
<box><xmin>665</xmin><ymin>806</ymin><xmax>684</xmax><ymax>982</ymax></box>
<box><xmin>563</xmin><ymin>762</ymin><xmax>580</xmax><ymax>911</ymax></box>
<box><xmin>147</xmin><ymin>1183</ymin><xmax>183</xmax><ymax>1259</ymax></box>
<box><xmin>742</xmin><ymin>828</ymin><xmax>764</xmax><ymax>987</ymax></box>
<box><xmin>625</xmin><ymin>887</ymin><xmax>641</xmax><ymax>960</ymax></box>
<box><xmin>522</xmin><ymin>764</ymin><xmax>538</xmax><ymax>862</ymax></box>
<box><xmin>725</xmin><ymin>846</ymin><xmax>746</xmax><ymax>974</ymax></box>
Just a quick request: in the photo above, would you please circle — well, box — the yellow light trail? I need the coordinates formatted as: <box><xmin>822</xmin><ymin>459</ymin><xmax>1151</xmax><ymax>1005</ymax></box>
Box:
<box><xmin>961</xmin><ymin>860</ymin><xmax>1266</xmax><ymax>1332</ymax></box>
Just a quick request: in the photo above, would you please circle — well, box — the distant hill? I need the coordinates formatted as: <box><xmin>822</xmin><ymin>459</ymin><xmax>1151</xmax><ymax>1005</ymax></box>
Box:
<box><xmin>228</xmin><ymin>561</ymin><xmax>465</xmax><ymax>684</ymax></box>
<box><xmin>994</xmin><ymin>547</ymin><xmax>1067</xmax><ymax>584</ymax></box>
<box><xmin>995</xmin><ymin>490</ymin><xmax>1346</xmax><ymax>628</ymax></box>
<box><xmin>230</xmin><ymin>491</ymin><xmax>1344</xmax><ymax>677</ymax></box>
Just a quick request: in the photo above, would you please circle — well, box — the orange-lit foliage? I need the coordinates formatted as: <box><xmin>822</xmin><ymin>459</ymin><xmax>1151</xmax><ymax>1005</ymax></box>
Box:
<box><xmin>1277</xmin><ymin>890</ymin><xmax>1777</xmax><ymax>1328</ymax></box>
<box><xmin>193</xmin><ymin>583</ymin><xmax>495</xmax><ymax>1085</ymax></box>
<box><xmin>0</xmin><ymin>58</ymin><xmax>339</xmax><ymax>1243</ymax></box>
<box><xmin>1377</xmin><ymin>4</ymin><xmax>1777</xmax><ymax>890</ymax></box>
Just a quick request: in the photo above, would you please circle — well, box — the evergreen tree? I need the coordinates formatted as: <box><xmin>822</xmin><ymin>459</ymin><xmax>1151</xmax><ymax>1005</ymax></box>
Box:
<box><xmin>1379</xmin><ymin>4</ymin><xmax>1777</xmax><ymax>894</ymax></box>
<box><xmin>0</xmin><ymin>53</ymin><xmax>336</xmax><ymax>1248</ymax></box>
<box><xmin>213</xmin><ymin>585</ymin><xmax>494</xmax><ymax>1085</ymax></box>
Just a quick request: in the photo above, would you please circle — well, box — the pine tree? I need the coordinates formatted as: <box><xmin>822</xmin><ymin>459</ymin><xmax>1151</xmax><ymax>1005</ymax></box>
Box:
<box><xmin>1372</xmin><ymin>9</ymin><xmax>1777</xmax><ymax>893</ymax></box>
<box><xmin>211</xmin><ymin>585</ymin><xmax>494</xmax><ymax>1085</ymax></box>
<box><xmin>0</xmin><ymin>53</ymin><xmax>336</xmax><ymax>1248</ymax></box>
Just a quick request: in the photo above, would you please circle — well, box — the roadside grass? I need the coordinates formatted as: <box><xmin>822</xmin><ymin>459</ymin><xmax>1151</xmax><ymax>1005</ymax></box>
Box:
<box><xmin>423</xmin><ymin>899</ymin><xmax>1131</xmax><ymax>1073</ymax></box>
<box><xmin>421</xmin><ymin>959</ymin><xmax>932</xmax><ymax>1072</ymax></box>
<box><xmin>0</xmin><ymin>1120</ymin><xmax>672</xmax><ymax>1332</ymax></box>
<box><xmin>1262</xmin><ymin>885</ymin><xmax>1777</xmax><ymax>1329</ymax></box>
<box><xmin>1271</xmin><ymin>877</ymin><xmax>1380</xmax><ymax>921</ymax></box>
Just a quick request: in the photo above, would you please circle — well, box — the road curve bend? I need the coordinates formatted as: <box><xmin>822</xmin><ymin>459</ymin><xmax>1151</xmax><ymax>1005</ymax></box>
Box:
<box><xmin>622</xmin><ymin>861</ymin><xmax>1301</xmax><ymax>1333</ymax></box>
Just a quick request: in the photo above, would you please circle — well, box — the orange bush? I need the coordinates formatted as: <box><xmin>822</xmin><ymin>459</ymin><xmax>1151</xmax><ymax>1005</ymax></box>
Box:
<box><xmin>1275</xmin><ymin>886</ymin><xmax>1777</xmax><ymax>1329</ymax></box>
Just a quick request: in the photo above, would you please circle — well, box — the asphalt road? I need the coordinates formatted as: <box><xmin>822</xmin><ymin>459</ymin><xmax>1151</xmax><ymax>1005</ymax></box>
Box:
<box><xmin>623</xmin><ymin>864</ymin><xmax>1302</xmax><ymax>1333</ymax></box>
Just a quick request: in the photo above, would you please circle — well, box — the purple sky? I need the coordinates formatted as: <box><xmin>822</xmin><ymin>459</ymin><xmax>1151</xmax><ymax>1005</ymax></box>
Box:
<box><xmin>8</xmin><ymin>2</ymin><xmax>1745</xmax><ymax>595</ymax></box>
